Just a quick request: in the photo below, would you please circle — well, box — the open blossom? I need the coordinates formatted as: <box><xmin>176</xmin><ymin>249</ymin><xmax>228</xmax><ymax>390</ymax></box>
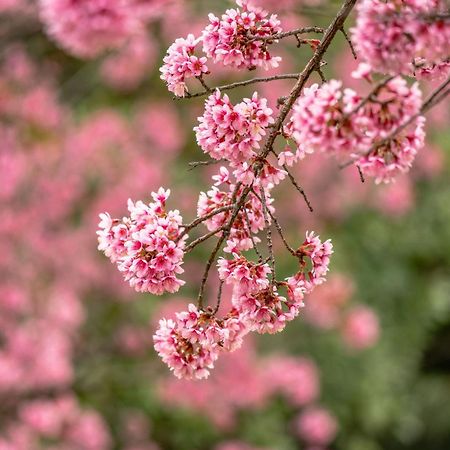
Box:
<box><xmin>202</xmin><ymin>0</ymin><xmax>282</xmax><ymax>70</ymax></box>
<box><xmin>295</xmin><ymin>407</ymin><xmax>338</xmax><ymax>446</ymax></box>
<box><xmin>39</xmin><ymin>0</ymin><xmax>141</xmax><ymax>58</ymax></box>
<box><xmin>195</xmin><ymin>90</ymin><xmax>274</xmax><ymax>164</ymax></box>
<box><xmin>294</xmin><ymin>231</ymin><xmax>333</xmax><ymax>287</ymax></box>
<box><xmin>218</xmin><ymin>255</ymin><xmax>271</xmax><ymax>295</ymax></box>
<box><xmin>154</xmin><ymin>304</ymin><xmax>248</xmax><ymax>379</ymax></box>
<box><xmin>154</xmin><ymin>304</ymin><xmax>224</xmax><ymax>380</ymax></box>
<box><xmin>97</xmin><ymin>188</ymin><xmax>187</xmax><ymax>295</ymax></box>
<box><xmin>289</xmin><ymin>80</ymin><xmax>363</xmax><ymax>156</ymax></box>
<box><xmin>264</xmin><ymin>356</ymin><xmax>320</xmax><ymax>406</ymax></box>
<box><xmin>160</xmin><ymin>34</ymin><xmax>209</xmax><ymax>97</ymax></box>
<box><xmin>351</xmin><ymin>0</ymin><xmax>450</xmax><ymax>79</ymax></box>
<box><xmin>342</xmin><ymin>306</ymin><xmax>380</xmax><ymax>350</ymax></box>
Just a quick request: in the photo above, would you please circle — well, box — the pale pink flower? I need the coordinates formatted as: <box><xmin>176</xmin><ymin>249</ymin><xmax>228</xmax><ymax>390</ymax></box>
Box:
<box><xmin>351</xmin><ymin>0</ymin><xmax>450</xmax><ymax>79</ymax></box>
<box><xmin>160</xmin><ymin>34</ymin><xmax>209</xmax><ymax>97</ymax></box>
<box><xmin>295</xmin><ymin>407</ymin><xmax>338</xmax><ymax>446</ymax></box>
<box><xmin>97</xmin><ymin>188</ymin><xmax>187</xmax><ymax>295</ymax></box>
<box><xmin>202</xmin><ymin>0</ymin><xmax>282</xmax><ymax>70</ymax></box>
<box><xmin>153</xmin><ymin>304</ymin><xmax>224</xmax><ymax>379</ymax></box>
<box><xmin>195</xmin><ymin>90</ymin><xmax>274</xmax><ymax>165</ymax></box>
<box><xmin>39</xmin><ymin>0</ymin><xmax>141</xmax><ymax>58</ymax></box>
<box><xmin>342</xmin><ymin>306</ymin><xmax>380</xmax><ymax>350</ymax></box>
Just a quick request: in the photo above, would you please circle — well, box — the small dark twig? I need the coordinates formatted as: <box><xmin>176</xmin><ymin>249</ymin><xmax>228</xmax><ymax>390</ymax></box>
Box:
<box><xmin>243</xmin><ymin>207</ymin><xmax>263</xmax><ymax>262</ymax></box>
<box><xmin>249</xmin><ymin>27</ymin><xmax>325</xmax><ymax>43</ymax></box>
<box><xmin>181</xmin><ymin>205</ymin><xmax>234</xmax><ymax>237</ymax></box>
<box><xmin>251</xmin><ymin>188</ymin><xmax>296</xmax><ymax>257</ymax></box>
<box><xmin>340</xmin><ymin>26</ymin><xmax>357</xmax><ymax>59</ymax></box>
<box><xmin>188</xmin><ymin>159</ymin><xmax>224</xmax><ymax>170</ymax></box>
<box><xmin>177</xmin><ymin>73</ymin><xmax>300</xmax><ymax>100</ymax></box>
<box><xmin>260</xmin><ymin>187</ymin><xmax>275</xmax><ymax>282</ymax></box>
<box><xmin>213</xmin><ymin>280</ymin><xmax>224</xmax><ymax>315</ymax></box>
<box><xmin>357</xmin><ymin>166</ymin><xmax>365</xmax><ymax>183</ymax></box>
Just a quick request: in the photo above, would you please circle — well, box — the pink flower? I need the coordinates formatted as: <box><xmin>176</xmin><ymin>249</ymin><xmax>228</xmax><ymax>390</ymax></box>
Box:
<box><xmin>101</xmin><ymin>35</ymin><xmax>157</xmax><ymax>91</ymax></box>
<box><xmin>195</xmin><ymin>90</ymin><xmax>274</xmax><ymax>165</ymax></box>
<box><xmin>295</xmin><ymin>407</ymin><xmax>338</xmax><ymax>446</ymax></box>
<box><xmin>218</xmin><ymin>255</ymin><xmax>271</xmax><ymax>295</ymax></box>
<box><xmin>351</xmin><ymin>0</ymin><xmax>450</xmax><ymax>79</ymax></box>
<box><xmin>342</xmin><ymin>306</ymin><xmax>380</xmax><ymax>350</ymax></box>
<box><xmin>97</xmin><ymin>188</ymin><xmax>187</xmax><ymax>295</ymax></box>
<box><xmin>202</xmin><ymin>0</ymin><xmax>282</xmax><ymax>70</ymax></box>
<box><xmin>153</xmin><ymin>304</ymin><xmax>225</xmax><ymax>380</ymax></box>
<box><xmin>264</xmin><ymin>356</ymin><xmax>320</xmax><ymax>406</ymax></box>
<box><xmin>160</xmin><ymin>34</ymin><xmax>209</xmax><ymax>97</ymax></box>
<box><xmin>39</xmin><ymin>0</ymin><xmax>141</xmax><ymax>58</ymax></box>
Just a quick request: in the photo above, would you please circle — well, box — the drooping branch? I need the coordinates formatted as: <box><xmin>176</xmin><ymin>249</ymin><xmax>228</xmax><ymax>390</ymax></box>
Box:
<box><xmin>192</xmin><ymin>0</ymin><xmax>359</xmax><ymax>310</ymax></box>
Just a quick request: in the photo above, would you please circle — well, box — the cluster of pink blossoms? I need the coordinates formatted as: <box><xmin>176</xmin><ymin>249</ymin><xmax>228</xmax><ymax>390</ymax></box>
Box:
<box><xmin>195</xmin><ymin>90</ymin><xmax>274</xmax><ymax>164</ymax></box>
<box><xmin>351</xmin><ymin>0</ymin><xmax>450</xmax><ymax>80</ymax></box>
<box><xmin>160</xmin><ymin>0</ymin><xmax>283</xmax><ymax>96</ymax></box>
<box><xmin>160</xmin><ymin>34</ymin><xmax>209</xmax><ymax>97</ymax></box>
<box><xmin>152</xmin><ymin>228</ymin><xmax>332</xmax><ymax>379</ymax></box>
<box><xmin>97</xmin><ymin>188</ymin><xmax>187</xmax><ymax>295</ymax></box>
<box><xmin>288</xmin><ymin>76</ymin><xmax>425</xmax><ymax>183</ymax></box>
<box><xmin>202</xmin><ymin>0</ymin><xmax>282</xmax><ymax>70</ymax></box>
<box><xmin>39</xmin><ymin>0</ymin><xmax>142</xmax><ymax>58</ymax></box>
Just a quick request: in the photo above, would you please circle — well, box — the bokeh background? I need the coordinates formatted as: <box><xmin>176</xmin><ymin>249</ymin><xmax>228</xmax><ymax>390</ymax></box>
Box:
<box><xmin>1</xmin><ymin>1</ymin><xmax>450</xmax><ymax>449</ymax></box>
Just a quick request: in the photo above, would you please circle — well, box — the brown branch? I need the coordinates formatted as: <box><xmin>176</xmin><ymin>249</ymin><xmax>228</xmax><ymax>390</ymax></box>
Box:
<box><xmin>243</xmin><ymin>206</ymin><xmax>264</xmax><ymax>262</ymax></box>
<box><xmin>260</xmin><ymin>187</ymin><xmax>275</xmax><ymax>282</ymax></box>
<box><xmin>249</xmin><ymin>27</ymin><xmax>324</xmax><ymax>42</ymax></box>
<box><xmin>251</xmin><ymin>188</ymin><xmax>296</xmax><ymax>257</ymax></box>
<box><xmin>181</xmin><ymin>205</ymin><xmax>234</xmax><ymax>237</ymax></box>
<box><xmin>193</xmin><ymin>0</ymin><xmax>358</xmax><ymax>309</ymax></box>
<box><xmin>188</xmin><ymin>159</ymin><xmax>225</xmax><ymax>170</ymax></box>
<box><xmin>178</xmin><ymin>73</ymin><xmax>300</xmax><ymax>99</ymax></box>
<box><xmin>340</xmin><ymin>26</ymin><xmax>357</xmax><ymax>59</ymax></box>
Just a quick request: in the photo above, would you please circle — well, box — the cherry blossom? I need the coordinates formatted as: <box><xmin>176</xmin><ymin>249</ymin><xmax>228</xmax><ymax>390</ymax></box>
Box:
<box><xmin>202</xmin><ymin>0</ymin><xmax>282</xmax><ymax>70</ymax></box>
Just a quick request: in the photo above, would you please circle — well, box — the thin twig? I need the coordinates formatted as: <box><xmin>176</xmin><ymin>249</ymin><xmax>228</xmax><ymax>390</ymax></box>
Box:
<box><xmin>249</xmin><ymin>27</ymin><xmax>324</xmax><ymax>42</ymax></box>
<box><xmin>260</xmin><ymin>187</ymin><xmax>275</xmax><ymax>282</ymax></box>
<box><xmin>213</xmin><ymin>280</ymin><xmax>224</xmax><ymax>315</ymax></box>
<box><xmin>357</xmin><ymin>165</ymin><xmax>365</xmax><ymax>183</ymax></box>
<box><xmin>251</xmin><ymin>188</ymin><xmax>296</xmax><ymax>256</ymax></box>
<box><xmin>178</xmin><ymin>73</ymin><xmax>300</xmax><ymax>99</ymax></box>
<box><xmin>243</xmin><ymin>207</ymin><xmax>263</xmax><ymax>262</ymax></box>
<box><xmin>188</xmin><ymin>159</ymin><xmax>224</xmax><ymax>170</ymax></box>
<box><xmin>181</xmin><ymin>205</ymin><xmax>234</xmax><ymax>236</ymax></box>
<box><xmin>340</xmin><ymin>26</ymin><xmax>357</xmax><ymax>59</ymax></box>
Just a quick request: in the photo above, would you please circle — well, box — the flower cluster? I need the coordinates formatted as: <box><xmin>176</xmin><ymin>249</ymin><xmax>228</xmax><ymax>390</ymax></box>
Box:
<box><xmin>97</xmin><ymin>188</ymin><xmax>187</xmax><ymax>294</ymax></box>
<box><xmin>202</xmin><ymin>0</ymin><xmax>282</xmax><ymax>70</ymax></box>
<box><xmin>195</xmin><ymin>90</ymin><xmax>274</xmax><ymax>165</ymax></box>
<box><xmin>39</xmin><ymin>0</ymin><xmax>141</xmax><ymax>58</ymax></box>
<box><xmin>154</xmin><ymin>304</ymin><xmax>224</xmax><ymax>379</ymax></box>
<box><xmin>160</xmin><ymin>34</ymin><xmax>209</xmax><ymax>97</ymax></box>
<box><xmin>351</xmin><ymin>0</ymin><xmax>450</xmax><ymax>80</ymax></box>
<box><xmin>288</xmin><ymin>77</ymin><xmax>425</xmax><ymax>183</ymax></box>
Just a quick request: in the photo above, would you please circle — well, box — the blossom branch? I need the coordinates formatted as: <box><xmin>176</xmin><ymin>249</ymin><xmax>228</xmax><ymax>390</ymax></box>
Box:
<box><xmin>340</xmin><ymin>75</ymin><xmax>450</xmax><ymax>169</ymax></box>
